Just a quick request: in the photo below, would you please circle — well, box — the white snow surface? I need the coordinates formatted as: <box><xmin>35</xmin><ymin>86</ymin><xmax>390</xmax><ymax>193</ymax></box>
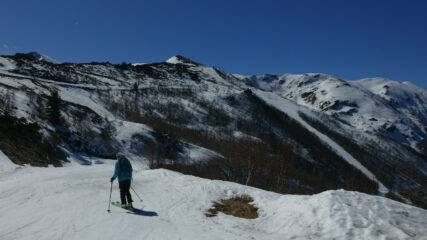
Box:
<box><xmin>58</xmin><ymin>87</ymin><xmax>115</xmax><ymax>119</ymax></box>
<box><xmin>185</xmin><ymin>144</ymin><xmax>222</xmax><ymax>163</ymax></box>
<box><xmin>114</xmin><ymin>120</ymin><xmax>152</xmax><ymax>141</ymax></box>
<box><xmin>0</xmin><ymin>161</ymin><xmax>425</xmax><ymax>240</ymax></box>
<box><xmin>131</xmin><ymin>63</ymin><xmax>147</xmax><ymax>66</ymax></box>
<box><xmin>165</xmin><ymin>56</ymin><xmax>200</xmax><ymax>66</ymax></box>
<box><xmin>165</xmin><ymin>56</ymin><xmax>182</xmax><ymax>64</ymax></box>
<box><xmin>0</xmin><ymin>57</ymin><xmax>16</xmax><ymax>70</ymax></box>
<box><xmin>166</xmin><ymin>56</ymin><xmax>183</xmax><ymax>64</ymax></box>
<box><xmin>0</xmin><ymin>151</ymin><xmax>18</xmax><ymax>173</ymax></box>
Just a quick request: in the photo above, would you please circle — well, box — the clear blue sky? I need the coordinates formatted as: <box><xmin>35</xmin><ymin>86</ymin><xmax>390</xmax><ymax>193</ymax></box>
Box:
<box><xmin>1</xmin><ymin>0</ymin><xmax>426</xmax><ymax>88</ymax></box>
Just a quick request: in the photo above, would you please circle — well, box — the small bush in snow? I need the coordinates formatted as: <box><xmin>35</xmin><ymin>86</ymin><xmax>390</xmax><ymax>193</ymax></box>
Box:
<box><xmin>206</xmin><ymin>195</ymin><xmax>258</xmax><ymax>219</ymax></box>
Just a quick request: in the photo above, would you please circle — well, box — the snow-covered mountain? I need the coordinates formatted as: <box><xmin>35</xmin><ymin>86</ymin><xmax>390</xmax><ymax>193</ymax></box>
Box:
<box><xmin>0</xmin><ymin>52</ymin><xmax>426</xmax><ymax>213</ymax></box>
<box><xmin>28</xmin><ymin>51</ymin><xmax>60</xmax><ymax>64</ymax></box>
<box><xmin>235</xmin><ymin>73</ymin><xmax>427</xmax><ymax>154</ymax></box>
<box><xmin>166</xmin><ymin>55</ymin><xmax>202</xmax><ymax>66</ymax></box>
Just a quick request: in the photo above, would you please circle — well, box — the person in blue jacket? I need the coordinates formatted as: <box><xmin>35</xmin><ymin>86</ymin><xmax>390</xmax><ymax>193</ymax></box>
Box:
<box><xmin>111</xmin><ymin>152</ymin><xmax>133</xmax><ymax>209</ymax></box>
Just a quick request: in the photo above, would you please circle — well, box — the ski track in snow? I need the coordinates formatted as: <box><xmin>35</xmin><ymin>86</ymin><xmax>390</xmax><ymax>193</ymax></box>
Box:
<box><xmin>254</xmin><ymin>90</ymin><xmax>389</xmax><ymax>194</ymax></box>
<box><xmin>0</xmin><ymin>157</ymin><xmax>426</xmax><ymax>240</ymax></box>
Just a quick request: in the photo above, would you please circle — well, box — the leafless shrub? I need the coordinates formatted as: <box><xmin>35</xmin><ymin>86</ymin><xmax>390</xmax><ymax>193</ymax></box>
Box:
<box><xmin>206</xmin><ymin>195</ymin><xmax>258</xmax><ymax>219</ymax></box>
<box><xmin>0</xmin><ymin>89</ymin><xmax>15</xmax><ymax>114</ymax></box>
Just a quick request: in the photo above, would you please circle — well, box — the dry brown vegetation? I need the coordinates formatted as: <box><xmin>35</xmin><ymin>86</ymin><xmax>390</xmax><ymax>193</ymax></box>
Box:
<box><xmin>206</xmin><ymin>195</ymin><xmax>258</xmax><ymax>219</ymax></box>
<box><xmin>100</xmin><ymin>88</ymin><xmax>381</xmax><ymax>197</ymax></box>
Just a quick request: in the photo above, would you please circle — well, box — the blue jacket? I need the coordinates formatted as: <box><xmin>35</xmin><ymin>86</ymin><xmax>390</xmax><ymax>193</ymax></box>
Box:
<box><xmin>112</xmin><ymin>156</ymin><xmax>133</xmax><ymax>182</ymax></box>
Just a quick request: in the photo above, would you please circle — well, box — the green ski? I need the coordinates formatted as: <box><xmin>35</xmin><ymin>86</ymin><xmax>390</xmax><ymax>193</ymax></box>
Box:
<box><xmin>111</xmin><ymin>201</ymin><xmax>124</xmax><ymax>208</ymax></box>
<box><xmin>111</xmin><ymin>201</ymin><xmax>139</xmax><ymax>212</ymax></box>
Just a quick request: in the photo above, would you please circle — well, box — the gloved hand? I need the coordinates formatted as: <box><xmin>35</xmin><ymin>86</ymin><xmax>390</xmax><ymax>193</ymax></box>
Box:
<box><xmin>110</xmin><ymin>177</ymin><xmax>115</xmax><ymax>183</ymax></box>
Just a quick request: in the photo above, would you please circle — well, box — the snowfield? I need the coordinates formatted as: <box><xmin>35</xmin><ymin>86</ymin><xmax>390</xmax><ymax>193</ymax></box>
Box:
<box><xmin>0</xmin><ymin>155</ymin><xmax>425</xmax><ymax>240</ymax></box>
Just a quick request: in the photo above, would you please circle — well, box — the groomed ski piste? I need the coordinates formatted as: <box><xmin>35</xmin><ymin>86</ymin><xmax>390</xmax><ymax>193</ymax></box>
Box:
<box><xmin>0</xmin><ymin>151</ymin><xmax>426</xmax><ymax>240</ymax></box>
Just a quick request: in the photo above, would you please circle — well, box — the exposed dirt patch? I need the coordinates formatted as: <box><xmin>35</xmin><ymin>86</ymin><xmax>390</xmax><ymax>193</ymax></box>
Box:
<box><xmin>206</xmin><ymin>195</ymin><xmax>258</xmax><ymax>219</ymax></box>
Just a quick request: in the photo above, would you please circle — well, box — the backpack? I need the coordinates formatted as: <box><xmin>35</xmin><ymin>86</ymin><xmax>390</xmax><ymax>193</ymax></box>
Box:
<box><xmin>118</xmin><ymin>157</ymin><xmax>132</xmax><ymax>179</ymax></box>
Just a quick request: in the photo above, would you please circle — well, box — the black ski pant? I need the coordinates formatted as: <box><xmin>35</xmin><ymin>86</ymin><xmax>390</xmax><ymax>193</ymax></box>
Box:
<box><xmin>119</xmin><ymin>179</ymin><xmax>133</xmax><ymax>204</ymax></box>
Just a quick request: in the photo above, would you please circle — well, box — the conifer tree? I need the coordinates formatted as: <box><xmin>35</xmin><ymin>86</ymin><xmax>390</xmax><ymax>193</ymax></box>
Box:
<box><xmin>46</xmin><ymin>90</ymin><xmax>61</xmax><ymax>125</ymax></box>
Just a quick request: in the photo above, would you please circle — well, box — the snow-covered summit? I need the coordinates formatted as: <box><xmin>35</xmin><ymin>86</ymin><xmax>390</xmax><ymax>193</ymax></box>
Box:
<box><xmin>166</xmin><ymin>55</ymin><xmax>202</xmax><ymax>66</ymax></box>
<box><xmin>28</xmin><ymin>52</ymin><xmax>60</xmax><ymax>64</ymax></box>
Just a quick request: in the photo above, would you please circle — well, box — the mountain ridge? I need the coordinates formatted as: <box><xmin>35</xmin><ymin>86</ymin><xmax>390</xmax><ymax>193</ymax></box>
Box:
<box><xmin>0</xmin><ymin>52</ymin><xmax>425</xmax><ymax>209</ymax></box>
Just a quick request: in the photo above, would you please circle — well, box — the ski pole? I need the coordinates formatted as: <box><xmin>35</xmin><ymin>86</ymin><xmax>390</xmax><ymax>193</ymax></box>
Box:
<box><xmin>130</xmin><ymin>186</ymin><xmax>143</xmax><ymax>202</ymax></box>
<box><xmin>107</xmin><ymin>181</ymin><xmax>113</xmax><ymax>212</ymax></box>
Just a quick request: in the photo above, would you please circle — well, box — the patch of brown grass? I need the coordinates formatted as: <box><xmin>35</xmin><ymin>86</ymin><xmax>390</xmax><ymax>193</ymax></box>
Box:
<box><xmin>206</xmin><ymin>195</ymin><xmax>258</xmax><ymax>219</ymax></box>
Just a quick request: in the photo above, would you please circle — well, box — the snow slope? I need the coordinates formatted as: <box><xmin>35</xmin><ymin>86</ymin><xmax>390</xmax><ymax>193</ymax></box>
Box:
<box><xmin>254</xmin><ymin>90</ymin><xmax>389</xmax><ymax>194</ymax></box>
<box><xmin>165</xmin><ymin>55</ymin><xmax>201</xmax><ymax>66</ymax></box>
<box><xmin>165</xmin><ymin>56</ymin><xmax>182</xmax><ymax>64</ymax></box>
<box><xmin>0</xmin><ymin>151</ymin><xmax>18</xmax><ymax>173</ymax></box>
<box><xmin>28</xmin><ymin>52</ymin><xmax>60</xmax><ymax>64</ymax></box>
<box><xmin>0</xmin><ymin>161</ymin><xmax>425</xmax><ymax>240</ymax></box>
<box><xmin>236</xmin><ymin>73</ymin><xmax>427</xmax><ymax>153</ymax></box>
<box><xmin>0</xmin><ymin>57</ymin><xmax>16</xmax><ymax>70</ymax></box>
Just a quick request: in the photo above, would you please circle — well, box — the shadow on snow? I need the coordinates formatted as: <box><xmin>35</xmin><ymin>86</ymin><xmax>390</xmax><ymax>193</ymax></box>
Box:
<box><xmin>126</xmin><ymin>208</ymin><xmax>158</xmax><ymax>217</ymax></box>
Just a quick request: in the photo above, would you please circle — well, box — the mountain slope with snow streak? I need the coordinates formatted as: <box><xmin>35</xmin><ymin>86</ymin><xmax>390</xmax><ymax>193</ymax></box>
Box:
<box><xmin>0</xmin><ymin>53</ymin><xmax>425</xmax><ymax>208</ymax></box>
<box><xmin>253</xmin><ymin>90</ymin><xmax>389</xmax><ymax>194</ymax></box>
<box><xmin>237</xmin><ymin>73</ymin><xmax>427</xmax><ymax>154</ymax></box>
<box><xmin>28</xmin><ymin>52</ymin><xmax>60</xmax><ymax>64</ymax></box>
<box><xmin>0</xmin><ymin>156</ymin><xmax>425</xmax><ymax>240</ymax></box>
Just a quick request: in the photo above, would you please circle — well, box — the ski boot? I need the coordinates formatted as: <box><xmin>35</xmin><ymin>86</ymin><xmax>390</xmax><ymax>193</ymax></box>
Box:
<box><xmin>126</xmin><ymin>203</ymin><xmax>133</xmax><ymax>210</ymax></box>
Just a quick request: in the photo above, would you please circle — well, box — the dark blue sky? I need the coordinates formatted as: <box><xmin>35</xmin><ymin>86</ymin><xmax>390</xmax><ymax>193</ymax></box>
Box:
<box><xmin>1</xmin><ymin>0</ymin><xmax>426</xmax><ymax>88</ymax></box>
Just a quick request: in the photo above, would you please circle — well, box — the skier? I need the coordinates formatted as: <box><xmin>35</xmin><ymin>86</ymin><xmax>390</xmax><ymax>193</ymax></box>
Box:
<box><xmin>110</xmin><ymin>152</ymin><xmax>133</xmax><ymax>209</ymax></box>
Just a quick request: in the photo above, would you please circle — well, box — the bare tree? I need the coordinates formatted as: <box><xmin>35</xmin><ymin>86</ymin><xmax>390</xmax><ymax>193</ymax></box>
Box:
<box><xmin>0</xmin><ymin>89</ymin><xmax>15</xmax><ymax>114</ymax></box>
